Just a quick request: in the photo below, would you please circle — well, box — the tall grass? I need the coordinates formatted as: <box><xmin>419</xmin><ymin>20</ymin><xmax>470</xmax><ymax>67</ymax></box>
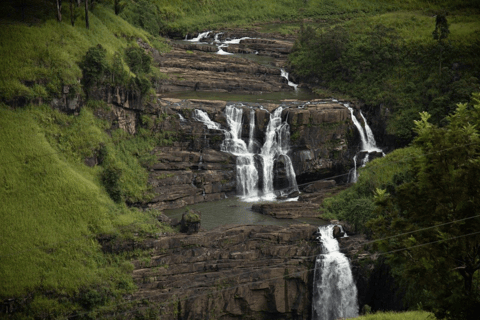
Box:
<box><xmin>352</xmin><ymin>311</ymin><xmax>435</xmax><ymax>320</ymax></box>
<box><xmin>0</xmin><ymin>4</ymin><xmax>157</xmax><ymax>101</ymax></box>
<box><xmin>0</xmin><ymin>103</ymin><xmax>173</xmax><ymax>312</ymax></box>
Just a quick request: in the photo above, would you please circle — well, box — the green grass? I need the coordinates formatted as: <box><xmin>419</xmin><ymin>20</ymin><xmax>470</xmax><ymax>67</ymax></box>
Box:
<box><xmin>0</xmin><ymin>105</ymin><xmax>116</xmax><ymax>297</ymax></box>
<box><xmin>0</xmin><ymin>104</ymin><xmax>174</xmax><ymax>317</ymax></box>
<box><xmin>289</xmin><ymin>8</ymin><xmax>480</xmax><ymax>144</ymax></box>
<box><xmin>0</xmin><ymin>3</ymin><xmax>162</xmax><ymax>101</ymax></box>
<box><xmin>352</xmin><ymin>311</ymin><xmax>435</xmax><ymax>320</ymax></box>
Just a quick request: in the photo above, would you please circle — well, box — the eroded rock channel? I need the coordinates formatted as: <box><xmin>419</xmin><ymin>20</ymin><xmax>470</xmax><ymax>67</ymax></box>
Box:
<box><xmin>114</xmin><ymin>31</ymin><xmax>382</xmax><ymax>319</ymax></box>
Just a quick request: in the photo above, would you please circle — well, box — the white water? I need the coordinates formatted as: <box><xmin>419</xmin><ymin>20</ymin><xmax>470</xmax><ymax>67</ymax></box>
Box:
<box><xmin>280</xmin><ymin>68</ymin><xmax>299</xmax><ymax>90</ymax></box>
<box><xmin>312</xmin><ymin>225</ymin><xmax>358</xmax><ymax>320</ymax></box>
<box><xmin>223</xmin><ymin>36</ymin><xmax>251</xmax><ymax>44</ymax></box>
<box><xmin>188</xmin><ymin>31</ymin><xmax>211</xmax><ymax>42</ymax></box>
<box><xmin>193</xmin><ymin>109</ymin><xmax>222</xmax><ymax>130</ymax></box>
<box><xmin>259</xmin><ymin>107</ymin><xmax>298</xmax><ymax>198</ymax></box>
<box><xmin>217</xmin><ymin>44</ymin><xmax>233</xmax><ymax>55</ymax></box>
<box><xmin>193</xmin><ymin>105</ymin><xmax>298</xmax><ymax>201</ymax></box>
<box><xmin>344</xmin><ymin>103</ymin><xmax>383</xmax><ymax>182</ymax></box>
<box><xmin>221</xmin><ymin>105</ymin><xmax>259</xmax><ymax>199</ymax></box>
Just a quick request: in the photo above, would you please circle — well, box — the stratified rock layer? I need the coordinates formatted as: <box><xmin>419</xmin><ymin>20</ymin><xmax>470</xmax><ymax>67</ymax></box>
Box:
<box><xmin>131</xmin><ymin>224</ymin><xmax>319</xmax><ymax>319</ymax></box>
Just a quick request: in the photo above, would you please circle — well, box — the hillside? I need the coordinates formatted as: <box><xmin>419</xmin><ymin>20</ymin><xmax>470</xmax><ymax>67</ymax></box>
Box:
<box><xmin>1</xmin><ymin>0</ymin><xmax>480</xmax><ymax>318</ymax></box>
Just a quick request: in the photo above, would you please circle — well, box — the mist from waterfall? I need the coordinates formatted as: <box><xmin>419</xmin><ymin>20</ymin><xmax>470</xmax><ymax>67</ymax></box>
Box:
<box><xmin>312</xmin><ymin>225</ymin><xmax>358</xmax><ymax>320</ymax></box>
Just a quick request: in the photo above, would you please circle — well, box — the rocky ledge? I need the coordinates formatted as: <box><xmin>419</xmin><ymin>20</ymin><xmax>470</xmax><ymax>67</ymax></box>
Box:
<box><xmin>129</xmin><ymin>224</ymin><xmax>319</xmax><ymax>319</ymax></box>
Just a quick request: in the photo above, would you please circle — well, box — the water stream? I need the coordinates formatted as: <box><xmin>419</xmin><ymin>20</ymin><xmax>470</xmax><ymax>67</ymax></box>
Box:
<box><xmin>344</xmin><ymin>103</ymin><xmax>383</xmax><ymax>182</ymax></box>
<box><xmin>312</xmin><ymin>225</ymin><xmax>358</xmax><ymax>320</ymax></box>
<box><xmin>193</xmin><ymin>104</ymin><xmax>298</xmax><ymax>201</ymax></box>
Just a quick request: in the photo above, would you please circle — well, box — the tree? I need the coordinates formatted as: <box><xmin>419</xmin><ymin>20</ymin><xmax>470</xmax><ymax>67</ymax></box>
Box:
<box><xmin>56</xmin><ymin>0</ymin><xmax>62</xmax><ymax>22</ymax></box>
<box><xmin>368</xmin><ymin>94</ymin><xmax>480</xmax><ymax>319</ymax></box>
<box><xmin>70</xmin><ymin>0</ymin><xmax>75</xmax><ymax>26</ymax></box>
<box><xmin>432</xmin><ymin>14</ymin><xmax>450</xmax><ymax>75</ymax></box>
<box><xmin>85</xmin><ymin>0</ymin><xmax>89</xmax><ymax>29</ymax></box>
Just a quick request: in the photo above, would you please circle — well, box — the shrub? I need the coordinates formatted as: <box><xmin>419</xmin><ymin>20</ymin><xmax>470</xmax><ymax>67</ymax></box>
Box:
<box><xmin>125</xmin><ymin>46</ymin><xmax>152</xmax><ymax>74</ymax></box>
<box><xmin>80</xmin><ymin>44</ymin><xmax>108</xmax><ymax>90</ymax></box>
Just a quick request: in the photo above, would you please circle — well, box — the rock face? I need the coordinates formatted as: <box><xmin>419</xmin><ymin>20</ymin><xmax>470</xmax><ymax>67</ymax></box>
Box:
<box><xmin>338</xmin><ymin>234</ymin><xmax>407</xmax><ymax>313</ymax></box>
<box><xmin>141</xmin><ymin>98</ymin><xmax>357</xmax><ymax>210</ymax></box>
<box><xmin>131</xmin><ymin>224</ymin><xmax>319</xmax><ymax>319</ymax></box>
<box><xmin>159</xmin><ymin>47</ymin><xmax>291</xmax><ymax>94</ymax></box>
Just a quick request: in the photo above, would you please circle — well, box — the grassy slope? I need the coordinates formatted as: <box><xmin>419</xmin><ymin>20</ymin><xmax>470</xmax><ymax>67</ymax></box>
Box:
<box><xmin>0</xmin><ymin>106</ymin><xmax>115</xmax><ymax>297</ymax></box>
<box><xmin>0</xmin><ymin>3</ymin><xmax>174</xmax><ymax>317</ymax></box>
<box><xmin>352</xmin><ymin>311</ymin><xmax>435</xmax><ymax>320</ymax></box>
<box><xmin>0</xmin><ymin>3</ymin><xmax>164</xmax><ymax>101</ymax></box>
<box><xmin>289</xmin><ymin>7</ymin><xmax>480</xmax><ymax>144</ymax></box>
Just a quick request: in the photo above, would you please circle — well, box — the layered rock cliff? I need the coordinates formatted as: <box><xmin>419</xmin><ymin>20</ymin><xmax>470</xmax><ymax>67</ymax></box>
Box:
<box><xmin>129</xmin><ymin>224</ymin><xmax>319</xmax><ymax>319</ymax></box>
<box><xmin>142</xmin><ymin>98</ymin><xmax>358</xmax><ymax>210</ymax></box>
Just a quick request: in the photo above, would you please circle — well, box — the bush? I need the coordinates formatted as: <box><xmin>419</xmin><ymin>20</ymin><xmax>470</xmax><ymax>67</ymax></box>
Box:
<box><xmin>80</xmin><ymin>44</ymin><xmax>108</xmax><ymax>90</ymax></box>
<box><xmin>102</xmin><ymin>165</ymin><xmax>123</xmax><ymax>203</ymax></box>
<box><xmin>125</xmin><ymin>46</ymin><xmax>152</xmax><ymax>74</ymax></box>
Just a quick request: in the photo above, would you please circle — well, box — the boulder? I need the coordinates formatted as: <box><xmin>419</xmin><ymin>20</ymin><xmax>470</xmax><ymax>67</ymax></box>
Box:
<box><xmin>180</xmin><ymin>210</ymin><xmax>201</xmax><ymax>234</ymax></box>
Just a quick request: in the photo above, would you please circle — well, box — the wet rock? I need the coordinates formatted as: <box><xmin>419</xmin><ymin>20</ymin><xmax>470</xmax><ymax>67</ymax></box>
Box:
<box><xmin>333</xmin><ymin>225</ymin><xmax>345</xmax><ymax>239</ymax></box>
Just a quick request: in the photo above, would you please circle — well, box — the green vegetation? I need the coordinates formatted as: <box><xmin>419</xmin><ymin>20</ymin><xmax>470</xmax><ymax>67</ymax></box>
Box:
<box><xmin>323</xmin><ymin>93</ymin><xmax>480</xmax><ymax>319</ymax></box>
<box><xmin>0</xmin><ymin>104</ymin><xmax>174</xmax><ymax>317</ymax></box>
<box><xmin>322</xmin><ymin>146</ymin><xmax>421</xmax><ymax>232</ymax></box>
<box><xmin>290</xmin><ymin>8</ymin><xmax>480</xmax><ymax>145</ymax></box>
<box><xmin>351</xmin><ymin>311</ymin><xmax>435</xmax><ymax>320</ymax></box>
<box><xmin>0</xmin><ymin>1</ymin><xmax>168</xmax><ymax>103</ymax></box>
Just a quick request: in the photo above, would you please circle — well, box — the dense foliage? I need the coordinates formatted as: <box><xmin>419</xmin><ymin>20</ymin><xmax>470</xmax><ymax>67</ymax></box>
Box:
<box><xmin>368</xmin><ymin>94</ymin><xmax>480</xmax><ymax>319</ymax></box>
<box><xmin>289</xmin><ymin>10</ymin><xmax>480</xmax><ymax>145</ymax></box>
<box><xmin>323</xmin><ymin>94</ymin><xmax>480</xmax><ymax>318</ymax></box>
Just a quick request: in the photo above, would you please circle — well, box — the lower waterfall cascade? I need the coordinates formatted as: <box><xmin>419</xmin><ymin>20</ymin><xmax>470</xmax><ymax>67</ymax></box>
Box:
<box><xmin>193</xmin><ymin>104</ymin><xmax>299</xmax><ymax>201</ymax></box>
<box><xmin>312</xmin><ymin>225</ymin><xmax>359</xmax><ymax>320</ymax></box>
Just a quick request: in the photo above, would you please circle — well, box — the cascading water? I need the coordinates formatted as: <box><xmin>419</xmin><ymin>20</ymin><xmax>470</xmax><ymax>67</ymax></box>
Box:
<box><xmin>221</xmin><ymin>105</ymin><xmax>259</xmax><ymax>198</ymax></box>
<box><xmin>312</xmin><ymin>225</ymin><xmax>358</xmax><ymax>320</ymax></box>
<box><xmin>344</xmin><ymin>103</ymin><xmax>383</xmax><ymax>182</ymax></box>
<box><xmin>280</xmin><ymin>68</ymin><xmax>299</xmax><ymax>90</ymax></box>
<box><xmin>187</xmin><ymin>31</ymin><xmax>211</xmax><ymax>42</ymax></box>
<box><xmin>259</xmin><ymin>107</ymin><xmax>298</xmax><ymax>198</ymax></box>
<box><xmin>192</xmin><ymin>105</ymin><xmax>298</xmax><ymax>200</ymax></box>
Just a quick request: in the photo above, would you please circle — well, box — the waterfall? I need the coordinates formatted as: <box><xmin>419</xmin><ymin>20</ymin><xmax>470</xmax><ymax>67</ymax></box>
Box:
<box><xmin>224</xmin><ymin>36</ymin><xmax>251</xmax><ymax>44</ymax></box>
<box><xmin>259</xmin><ymin>107</ymin><xmax>298</xmax><ymax>197</ymax></box>
<box><xmin>221</xmin><ymin>105</ymin><xmax>259</xmax><ymax>198</ymax></box>
<box><xmin>217</xmin><ymin>44</ymin><xmax>233</xmax><ymax>55</ymax></box>
<box><xmin>193</xmin><ymin>109</ymin><xmax>222</xmax><ymax>130</ymax></box>
<box><xmin>312</xmin><ymin>225</ymin><xmax>358</xmax><ymax>320</ymax></box>
<box><xmin>193</xmin><ymin>105</ymin><xmax>298</xmax><ymax>200</ymax></box>
<box><xmin>344</xmin><ymin>103</ymin><xmax>383</xmax><ymax>182</ymax></box>
<box><xmin>247</xmin><ymin>109</ymin><xmax>256</xmax><ymax>153</ymax></box>
<box><xmin>280</xmin><ymin>68</ymin><xmax>299</xmax><ymax>90</ymax></box>
<box><xmin>360</xmin><ymin>112</ymin><xmax>378</xmax><ymax>150</ymax></box>
<box><xmin>187</xmin><ymin>31</ymin><xmax>211</xmax><ymax>42</ymax></box>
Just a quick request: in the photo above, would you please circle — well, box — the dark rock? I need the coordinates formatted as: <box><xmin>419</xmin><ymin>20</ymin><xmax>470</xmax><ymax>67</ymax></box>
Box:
<box><xmin>303</xmin><ymin>180</ymin><xmax>336</xmax><ymax>193</ymax></box>
<box><xmin>131</xmin><ymin>224</ymin><xmax>318</xmax><ymax>319</ymax></box>
<box><xmin>287</xmin><ymin>190</ymin><xmax>300</xmax><ymax>198</ymax></box>
<box><xmin>333</xmin><ymin>225</ymin><xmax>345</xmax><ymax>239</ymax></box>
<box><xmin>156</xmin><ymin>213</ymin><xmax>171</xmax><ymax>224</ymax></box>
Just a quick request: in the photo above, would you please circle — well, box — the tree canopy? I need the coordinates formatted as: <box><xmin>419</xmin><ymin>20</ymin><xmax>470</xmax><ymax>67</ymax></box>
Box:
<box><xmin>368</xmin><ymin>93</ymin><xmax>480</xmax><ymax>319</ymax></box>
